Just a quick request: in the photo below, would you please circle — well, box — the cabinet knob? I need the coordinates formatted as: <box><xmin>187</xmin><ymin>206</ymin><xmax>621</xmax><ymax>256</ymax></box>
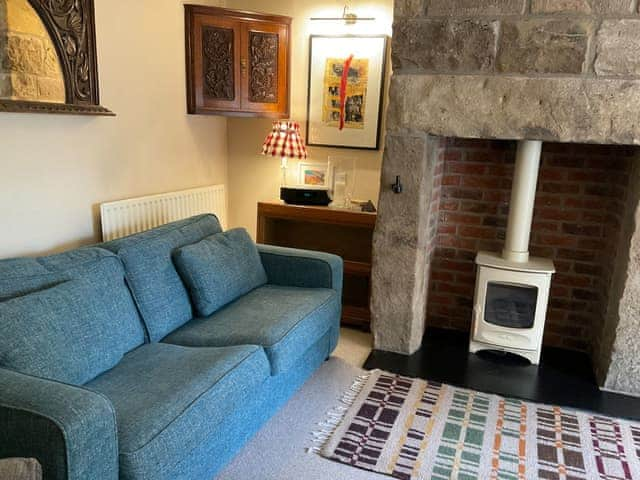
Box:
<box><xmin>240</xmin><ymin>58</ymin><xmax>248</xmax><ymax>76</ymax></box>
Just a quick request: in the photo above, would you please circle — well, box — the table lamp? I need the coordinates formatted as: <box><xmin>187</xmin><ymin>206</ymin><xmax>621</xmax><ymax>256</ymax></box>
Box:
<box><xmin>261</xmin><ymin>121</ymin><xmax>308</xmax><ymax>187</ymax></box>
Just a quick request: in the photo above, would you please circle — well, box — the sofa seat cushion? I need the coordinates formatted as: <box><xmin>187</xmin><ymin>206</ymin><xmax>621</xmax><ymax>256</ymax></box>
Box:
<box><xmin>163</xmin><ymin>285</ymin><xmax>340</xmax><ymax>375</ymax></box>
<box><xmin>173</xmin><ymin>228</ymin><xmax>267</xmax><ymax>317</ymax></box>
<box><xmin>100</xmin><ymin>215</ymin><xmax>223</xmax><ymax>342</ymax></box>
<box><xmin>86</xmin><ymin>343</ymin><xmax>269</xmax><ymax>480</ymax></box>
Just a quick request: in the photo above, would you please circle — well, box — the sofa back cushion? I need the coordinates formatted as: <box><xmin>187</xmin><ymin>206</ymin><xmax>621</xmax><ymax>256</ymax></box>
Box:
<box><xmin>173</xmin><ymin>228</ymin><xmax>267</xmax><ymax>317</ymax></box>
<box><xmin>100</xmin><ymin>215</ymin><xmax>223</xmax><ymax>342</ymax></box>
<box><xmin>0</xmin><ymin>277</ymin><xmax>142</xmax><ymax>385</ymax></box>
<box><xmin>0</xmin><ymin>248</ymin><xmax>119</xmax><ymax>300</ymax></box>
<box><xmin>0</xmin><ymin>249</ymin><xmax>145</xmax><ymax>352</ymax></box>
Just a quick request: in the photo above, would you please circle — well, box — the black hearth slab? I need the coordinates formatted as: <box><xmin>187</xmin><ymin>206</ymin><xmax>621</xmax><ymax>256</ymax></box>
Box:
<box><xmin>363</xmin><ymin>327</ymin><xmax>640</xmax><ymax>421</ymax></box>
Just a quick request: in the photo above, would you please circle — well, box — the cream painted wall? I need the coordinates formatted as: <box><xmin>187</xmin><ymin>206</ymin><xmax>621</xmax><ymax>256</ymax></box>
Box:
<box><xmin>225</xmin><ymin>0</ymin><xmax>393</xmax><ymax>236</ymax></box>
<box><xmin>0</xmin><ymin>0</ymin><xmax>228</xmax><ymax>258</ymax></box>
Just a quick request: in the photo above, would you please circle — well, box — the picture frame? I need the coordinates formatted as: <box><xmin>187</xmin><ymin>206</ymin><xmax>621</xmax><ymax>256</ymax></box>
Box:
<box><xmin>298</xmin><ymin>162</ymin><xmax>334</xmax><ymax>189</ymax></box>
<box><xmin>306</xmin><ymin>35</ymin><xmax>388</xmax><ymax>150</ymax></box>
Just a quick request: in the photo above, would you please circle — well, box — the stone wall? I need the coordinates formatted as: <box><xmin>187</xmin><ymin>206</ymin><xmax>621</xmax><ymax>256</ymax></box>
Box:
<box><xmin>372</xmin><ymin>0</ymin><xmax>640</xmax><ymax>394</ymax></box>
<box><xmin>0</xmin><ymin>0</ymin><xmax>65</xmax><ymax>103</ymax></box>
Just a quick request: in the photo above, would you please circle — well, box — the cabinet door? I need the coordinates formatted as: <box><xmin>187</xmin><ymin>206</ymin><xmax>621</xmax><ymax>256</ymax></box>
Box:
<box><xmin>187</xmin><ymin>12</ymin><xmax>242</xmax><ymax>114</ymax></box>
<box><xmin>240</xmin><ymin>21</ymin><xmax>289</xmax><ymax>117</ymax></box>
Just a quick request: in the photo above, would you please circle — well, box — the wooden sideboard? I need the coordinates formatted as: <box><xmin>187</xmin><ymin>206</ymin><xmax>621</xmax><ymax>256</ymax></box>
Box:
<box><xmin>257</xmin><ymin>201</ymin><xmax>376</xmax><ymax>330</ymax></box>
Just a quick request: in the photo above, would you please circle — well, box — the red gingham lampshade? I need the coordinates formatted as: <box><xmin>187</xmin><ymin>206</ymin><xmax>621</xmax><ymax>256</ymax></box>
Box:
<box><xmin>261</xmin><ymin>121</ymin><xmax>308</xmax><ymax>160</ymax></box>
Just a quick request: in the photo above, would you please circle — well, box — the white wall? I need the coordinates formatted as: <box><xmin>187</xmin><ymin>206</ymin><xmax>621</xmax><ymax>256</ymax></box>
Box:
<box><xmin>0</xmin><ymin>0</ymin><xmax>228</xmax><ymax>258</ymax></box>
<box><xmin>225</xmin><ymin>0</ymin><xmax>393</xmax><ymax>236</ymax></box>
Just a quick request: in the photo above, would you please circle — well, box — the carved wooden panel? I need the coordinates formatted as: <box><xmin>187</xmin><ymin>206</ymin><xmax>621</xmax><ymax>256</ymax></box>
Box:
<box><xmin>202</xmin><ymin>26</ymin><xmax>235</xmax><ymax>101</ymax></box>
<box><xmin>249</xmin><ymin>32</ymin><xmax>278</xmax><ymax>104</ymax></box>
<box><xmin>185</xmin><ymin>5</ymin><xmax>290</xmax><ymax>117</ymax></box>
<box><xmin>0</xmin><ymin>0</ymin><xmax>112</xmax><ymax>115</ymax></box>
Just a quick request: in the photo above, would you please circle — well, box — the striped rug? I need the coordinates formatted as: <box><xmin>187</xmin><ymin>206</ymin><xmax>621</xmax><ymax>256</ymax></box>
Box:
<box><xmin>314</xmin><ymin>370</ymin><xmax>640</xmax><ymax>480</ymax></box>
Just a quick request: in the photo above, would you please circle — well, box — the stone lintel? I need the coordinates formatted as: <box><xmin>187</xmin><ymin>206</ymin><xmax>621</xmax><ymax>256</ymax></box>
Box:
<box><xmin>387</xmin><ymin>74</ymin><xmax>640</xmax><ymax>145</ymax></box>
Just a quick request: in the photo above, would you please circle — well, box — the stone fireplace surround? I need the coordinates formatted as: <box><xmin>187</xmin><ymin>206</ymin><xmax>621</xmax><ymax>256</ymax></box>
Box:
<box><xmin>371</xmin><ymin>0</ymin><xmax>640</xmax><ymax>396</ymax></box>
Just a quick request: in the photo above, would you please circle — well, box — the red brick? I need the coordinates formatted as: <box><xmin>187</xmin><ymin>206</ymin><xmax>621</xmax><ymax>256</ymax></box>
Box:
<box><xmin>448</xmin><ymin>162</ymin><xmax>487</xmax><ymax>175</ymax></box>
<box><xmin>541</xmin><ymin>182</ymin><xmax>581</xmax><ymax>194</ymax></box>
<box><xmin>466</xmin><ymin>151</ymin><xmax>491</xmax><ymax>162</ymax></box>
<box><xmin>460</xmin><ymin>201</ymin><xmax>498</xmax><ymax>214</ymax></box>
<box><xmin>440</xmin><ymin>200</ymin><xmax>459</xmax><ymax>211</ymax></box>
<box><xmin>459</xmin><ymin>226</ymin><xmax>496</xmax><ymax>239</ymax></box>
<box><xmin>438</xmin><ymin>224</ymin><xmax>456</xmax><ymax>235</ymax></box>
<box><xmin>540</xmin><ymin>168</ymin><xmax>567</xmax><ymax>181</ymax></box>
<box><xmin>561</xmin><ymin>223</ymin><xmax>602</xmax><ymax>237</ymax></box>
<box><xmin>536</xmin><ymin>234</ymin><xmax>578</xmax><ymax>247</ymax></box>
<box><xmin>483</xmin><ymin>190</ymin><xmax>510</xmax><ymax>202</ymax></box>
<box><xmin>486</xmin><ymin>165</ymin><xmax>513</xmax><ymax>176</ymax></box>
<box><xmin>461</xmin><ymin>176</ymin><xmax>508</xmax><ymax>189</ymax></box>
<box><xmin>436</xmin><ymin>282</ymin><xmax>474</xmax><ymax>295</ymax></box>
<box><xmin>537</xmin><ymin>208</ymin><xmax>580</xmax><ymax>222</ymax></box>
<box><xmin>436</xmin><ymin>259</ymin><xmax>475</xmax><ymax>273</ymax></box>
<box><xmin>554</xmin><ymin>274</ymin><xmax>592</xmax><ymax>288</ymax></box>
<box><xmin>443</xmin><ymin>175</ymin><xmax>461</xmax><ymax>186</ymax></box>
<box><xmin>439</xmin><ymin>212</ymin><xmax>482</xmax><ymax>225</ymax></box>
<box><xmin>577</xmin><ymin>238</ymin><xmax>607</xmax><ymax>250</ymax></box>
<box><xmin>547</xmin><ymin>156</ymin><xmax>585</xmax><ymax>168</ymax></box>
<box><xmin>431</xmin><ymin>271</ymin><xmax>455</xmax><ymax>282</ymax></box>
<box><xmin>532</xmin><ymin>221</ymin><xmax>559</xmax><ymax>232</ymax></box>
<box><xmin>443</xmin><ymin>188</ymin><xmax>484</xmax><ymax>201</ymax></box>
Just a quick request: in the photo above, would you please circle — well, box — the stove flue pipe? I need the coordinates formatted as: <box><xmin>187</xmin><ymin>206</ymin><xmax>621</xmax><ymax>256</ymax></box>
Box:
<box><xmin>502</xmin><ymin>140</ymin><xmax>543</xmax><ymax>263</ymax></box>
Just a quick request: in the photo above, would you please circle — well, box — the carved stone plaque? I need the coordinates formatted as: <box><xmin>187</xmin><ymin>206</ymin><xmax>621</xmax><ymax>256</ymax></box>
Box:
<box><xmin>202</xmin><ymin>26</ymin><xmax>235</xmax><ymax>101</ymax></box>
<box><xmin>249</xmin><ymin>31</ymin><xmax>278</xmax><ymax>104</ymax></box>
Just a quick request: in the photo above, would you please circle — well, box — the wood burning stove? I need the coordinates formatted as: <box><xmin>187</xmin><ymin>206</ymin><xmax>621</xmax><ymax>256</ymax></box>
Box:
<box><xmin>470</xmin><ymin>141</ymin><xmax>555</xmax><ymax>364</ymax></box>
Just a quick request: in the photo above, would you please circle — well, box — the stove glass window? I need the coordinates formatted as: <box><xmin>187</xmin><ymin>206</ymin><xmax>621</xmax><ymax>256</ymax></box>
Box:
<box><xmin>484</xmin><ymin>282</ymin><xmax>537</xmax><ymax>329</ymax></box>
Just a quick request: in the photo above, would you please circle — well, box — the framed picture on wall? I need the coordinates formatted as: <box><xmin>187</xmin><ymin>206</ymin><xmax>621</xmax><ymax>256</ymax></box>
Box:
<box><xmin>306</xmin><ymin>35</ymin><xmax>388</xmax><ymax>150</ymax></box>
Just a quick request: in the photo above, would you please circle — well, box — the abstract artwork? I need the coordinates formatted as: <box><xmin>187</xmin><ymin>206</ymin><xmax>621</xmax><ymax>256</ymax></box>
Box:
<box><xmin>307</xmin><ymin>36</ymin><xmax>387</xmax><ymax>150</ymax></box>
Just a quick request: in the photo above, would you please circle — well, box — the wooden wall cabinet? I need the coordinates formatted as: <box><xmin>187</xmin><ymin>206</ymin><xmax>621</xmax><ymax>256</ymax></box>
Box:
<box><xmin>185</xmin><ymin>5</ymin><xmax>291</xmax><ymax>118</ymax></box>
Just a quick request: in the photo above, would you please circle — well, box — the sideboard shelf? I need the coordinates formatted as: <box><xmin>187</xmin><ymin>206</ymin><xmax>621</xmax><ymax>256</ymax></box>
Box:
<box><xmin>257</xmin><ymin>201</ymin><xmax>376</xmax><ymax>330</ymax></box>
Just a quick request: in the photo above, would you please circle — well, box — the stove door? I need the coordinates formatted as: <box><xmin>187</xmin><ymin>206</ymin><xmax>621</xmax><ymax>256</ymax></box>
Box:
<box><xmin>484</xmin><ymin>282</ymin><xmax>538</xmax><ymax>329</ymax></box>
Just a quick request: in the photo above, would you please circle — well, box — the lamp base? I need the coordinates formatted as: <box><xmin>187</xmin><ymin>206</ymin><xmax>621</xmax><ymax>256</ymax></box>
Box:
<box><xmin>280</xmin><ymin>186</ymin><xmax>332</xmax><ymax>206</ymax></box>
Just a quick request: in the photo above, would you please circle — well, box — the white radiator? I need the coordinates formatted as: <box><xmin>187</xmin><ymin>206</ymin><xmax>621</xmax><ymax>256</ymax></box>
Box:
<box><xmin>100</xmin><ymin>185</ymin><xmax>227</xmax><ymax>242</ymax></box>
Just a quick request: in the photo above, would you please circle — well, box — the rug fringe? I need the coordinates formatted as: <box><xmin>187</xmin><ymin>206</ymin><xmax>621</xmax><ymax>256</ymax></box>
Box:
<box><xmin>306</xmin><ymin>372</ymin><xmax>372</xmax><ymax>454</ymax></box>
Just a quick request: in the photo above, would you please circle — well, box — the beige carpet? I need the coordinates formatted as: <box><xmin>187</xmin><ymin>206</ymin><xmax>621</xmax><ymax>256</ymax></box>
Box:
<box><xmin>215</xmin><ymin>357</ymin><xmax>387</xmax><ymax>480</ymax></box>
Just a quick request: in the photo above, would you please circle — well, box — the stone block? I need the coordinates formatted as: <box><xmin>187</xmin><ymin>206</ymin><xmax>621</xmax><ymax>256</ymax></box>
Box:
<box><xmin>393</xmin><ymin>19</ymin><xmax>498</xmax><ymax>73</ymax></box>
<box><xmin>601</xmin><ymin>177</ymin><xmax>640</xmax><ymax>396</ymax></box>
<box><xmin>531</xmin><ymin>0</ymin><xmax>592</xmax><ymax>13</ymax></box>
<box><xmin>37</xmin><ymin>77</ymin><xmax>64</xmax><ymax>102</ymax></box>
<box><xmin>427</xmin><ymin>0</ymin><xmax>525</xmax><ymax>15</ymax></box>
<box><xmin>386</xmin><ymin>74</ymin><xmax>640</xmax><ymax>145</ymax></box>
<box><xmin>371</xmin><ymin>133</ymin><xmax>440</xmax><ymax>354</ymax></box>
<box><xmin>10</xmin><ymin>71</ymin><xmax>38</xmax><ymax>100</ymax></box>
<box><xmin>394</xmin><ymin>0</ymin><xmax>426</xmax><ymax>17</ymax></box>
<box><xmin>591</xmin><ymin>0</ymin><xmax>635</xmax><ymax>13</ymax></box>
<box><xmin>5</xmin><ymin>33</ymin><xmax>47</xmax><ymax>76</ymax></box>
<box><xmin>595</xmin><ymin>20</ymin><xmax>640</xmax><ymax>77</ymax></box>
<box><xmin>497</xmin><ymin>19</ymin><xmax>592</xmax><ymax>74</ymax></box>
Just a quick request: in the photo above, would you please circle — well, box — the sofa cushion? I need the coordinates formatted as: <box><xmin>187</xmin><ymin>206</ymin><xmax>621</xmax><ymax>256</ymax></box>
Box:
<box><xmin>163</xmin><ymin>285</ymin><xmax>340</xmax><ymax>375</ymax></box>
<box><xmin>86</xmin><ymin>343</ymin><xmax>269</xmax><ymax>480</ymax></box>
<box><xmin>0</xmin><ymin>248</ymin><xmax>119</xmax><ymax>301</ymax></box>
<box><xmin>0</xmin><ymin>278</ymin><xmax>144</xmax><ymax>385</ymax></box>
<box><xmin>100</xmin><ymin>215</ymin><xmax>223</xmax><ymax>342</ymax></box>
<box><xmin>173</xmin><ymin>228</ymin><xmax>267</xmax><ymax>317</ymax></box>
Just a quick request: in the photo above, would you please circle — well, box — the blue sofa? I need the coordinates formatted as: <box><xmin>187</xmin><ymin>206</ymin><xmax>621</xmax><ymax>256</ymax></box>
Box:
<box><xmin>0</xmin><ymin>215</ymin><xmax>342</xmax><ymax>480</ymax></box>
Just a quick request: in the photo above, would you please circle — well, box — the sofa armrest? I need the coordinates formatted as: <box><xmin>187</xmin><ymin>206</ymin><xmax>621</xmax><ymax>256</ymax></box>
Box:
<box><xmin>257</xmin><ymin>244</ymin><xmax>343</xmax><ymax>295</ymax></box>
<box><xmin>0</xmin><ymin>368</ymin><xmax>119</xmax><ymax>480</ymax></box>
